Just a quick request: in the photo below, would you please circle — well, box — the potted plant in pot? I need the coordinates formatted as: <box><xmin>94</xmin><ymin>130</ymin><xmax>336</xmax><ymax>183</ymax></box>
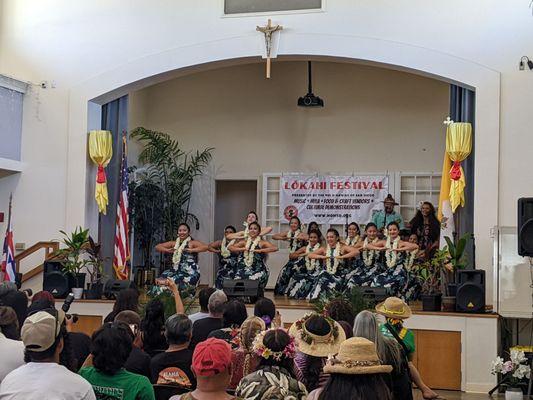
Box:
<box><xmin>85</xmin><ymin>236</ymin><xmax>105</xmax><ymax>300</ymax></box>
<box><xmin>441</xmin><ymin>233</ymin><xmax>470</xmax><ymax>311</ymax></box>
<box><xmin>491</xmin><ymin>348</ymin><xmax>531</xmax><ymax>399</ymax></box>
<box><xmin>418</xmin><ymin>249</ymin><xmax>447</xmax><ymax>311</ymax></box>
<box><xmin>56</xmin><ymin>227</ymin><xmax>90</xmax><ymax>299</ymax></box>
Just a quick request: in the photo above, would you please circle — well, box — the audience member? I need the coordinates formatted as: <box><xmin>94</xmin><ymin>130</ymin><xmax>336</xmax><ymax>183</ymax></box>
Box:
<box><xmin>307</xmin><ymin>337</ymin><xmax>393</xmax><ymax>400</ymax></box>
<box><xmin>141</xmin><ymin>299</ymin><xmax>168</xmax><ymax>357</ymax></box>
<box><xmin>79</xmin><ymin>322</ymin><xmax>154</xmax><ymax>400</ymax></box>
<box><xmin>208</xmin><ymin>299</ymin><xmax>248</xmax><ymax>348</ymax></box>
<box><xmin>0</xmin><ymin>309</ymin><xmax>95</xmax><ymax>399</ymax></box>
<box><xmin>290</xmin><ymin>313</ymin><xmax>345</xmax><ymax>392</ymax></box>
<box><xmin>31</xmin><ymin>291</ymin><xmax>55</xmax><ymax>306</ymax></box>
<box><xmin>104</xmin><ymin>288</ymin><xmax>139</xmax><ymax>323</ymax></box>
<box><xmin>376</xmin><ymin>297</ymin><xmax>441</xmax><ymax>400</ymax></box>
<box><xmin>236</xmin><ymin>328</ymin><xmax>307</xmax><ymax>400</ymax></box>
<box><xmin>170</xmin><ymin>337</ymin><xmax>235</xmax><ymax>400</ymax></box>
<box><xmin>188</xmin><ymin>287</ymin><xmax>216</xmax><ymax>324</ymax></box>
<box><xmin>253</xmin><ymin>297</ymin><xmax>279</xmax><ymax>328</ymax></box>
<box><xmin>353</xmin><ymin>310</ymin><xmax>412</xmax><ymax>400</ymax></box>
<box><xmin>115</xmin><ymin>310</ymin><xmax>152</xmax><ymax>379</ymax></box>
<box><xmin>324</xmin><ymin>298</ymin><xmax>355</xmax><ymax>329</ymax></box>
<box><xmin>189</xmin><ymin>290</ymin><xmax>227</xmax><ymax>349</ymax></box>
<box><xmin>0</xmin><ymin>307</ymin><xmax>24</xmax><ymax>382</ymax></box>
<box><xmin>150</xmin><ymin>314</ymin><xmax>196</xmax><ymax>389</ymax></box>
<box><xmin>0</xmin><ymin>282</ymin><xmax>28</xmax><ymax>330</ymax></box>
<box><xmin>229</xmin><ymin>316</ymin><xmax>265</xmax><ymax>390</ymax></box>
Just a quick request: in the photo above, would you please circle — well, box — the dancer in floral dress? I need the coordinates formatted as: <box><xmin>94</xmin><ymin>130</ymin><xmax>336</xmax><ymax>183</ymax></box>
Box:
<box><xmin>345</xmin><ymin>222</ymin><xmax>383</xmax><ymax>290</ymax></box>
<box><xmin>227</xmin><ymin>211</ymin><xmax>272</xmax><ymax>240</ymax></box>
<box><xmin>208</xmin><ymin>225</ymin><xmax>239</xmax><ymax>289</ymax></box>
<box><xmin>273</xmin><ymin>216</ymin><xmax>307</xmax><ymax>295</ymax></box>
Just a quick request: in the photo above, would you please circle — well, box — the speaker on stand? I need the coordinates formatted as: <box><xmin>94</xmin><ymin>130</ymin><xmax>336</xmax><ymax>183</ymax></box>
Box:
<box><xmin>222</xmin><ymin>279</ymin><xmax>263</xmax><ymax>303</ymax></box>
<box><xmin>456</xmin><ymin>270</ymin><xmax>485</xmax><ymax>313</ymax></box>
<box><xmin>43</xmin><ymin>261</ymin><xmax>70</xmax><ymax>298</ymax></box>
<box><xmin>518</xmin><ymin>198</ymin><xmax>533</xmax><ymax>256</ymax></box>
<box><xmin>103</xmin><ymin>279</ymin><xmax>138</xmax><ymax>300</ymax></box>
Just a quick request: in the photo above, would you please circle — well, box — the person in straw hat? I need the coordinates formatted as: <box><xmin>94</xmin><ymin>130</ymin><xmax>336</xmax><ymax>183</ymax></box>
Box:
<box><xmin>307</xmin><ymin>336</ymin><xmax>393</xmax><ymax>400</ymax></box>
<box><xmin>289</xmin><ymin>312</ymin><xmax>346</xmax><ymax>392</ymax></box>
<box><xmin>371</xmin><ymin>194</ymin><xmax>405</xmax><ymax>235</ymax></box>
<box><xmin>376</xmin><ymin>297</ymin><xmax>444</xmax><ymax>400</ymax></box>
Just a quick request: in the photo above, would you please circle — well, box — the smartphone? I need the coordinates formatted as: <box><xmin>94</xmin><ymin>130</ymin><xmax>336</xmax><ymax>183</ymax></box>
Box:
<box><xmin>155</xmin><ymin>278</ymin><xmax>167</xmax><ymax>286</ymax></box>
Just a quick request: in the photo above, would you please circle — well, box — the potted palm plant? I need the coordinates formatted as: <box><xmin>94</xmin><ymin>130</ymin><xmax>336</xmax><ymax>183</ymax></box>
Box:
<box><xmin>85</xmin><ymin>236</ymin><xmax>105</xmax><ymax>299</ymax></box>
<box><xmin>418</xmin><ymin>249</ymin><xmax>448</xmax><ymax>311</ymax></box>
<box><xmin>56</xmin><ymin>227</ymin><xmax>90</xmax><ymax>299</ymax></box>
<box><xmin>441</xmin><ymin>233</ymin><xmax>470</xmax><ymax>311</ymax></box>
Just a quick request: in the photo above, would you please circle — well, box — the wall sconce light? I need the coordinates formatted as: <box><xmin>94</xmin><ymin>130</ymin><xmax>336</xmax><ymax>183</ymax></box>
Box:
<box><xmin>519</xmin><ymin>56</ymin><xmax>533</xmax><ymax>70</ymax></box>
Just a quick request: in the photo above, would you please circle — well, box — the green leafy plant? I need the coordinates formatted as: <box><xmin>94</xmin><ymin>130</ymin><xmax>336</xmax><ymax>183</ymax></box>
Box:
<box><xmin>418</xmin><ymin>248</ymin><xmax>449</xmax><ymax>295</ymax></box>
<box><xmin>85</xmin><ymin>236</ymin><xmax>106</xmax><ymax>284</ymax></box>
<box><xmin>140</xmin><ymin>287</ymin><xmax>197</xmax><ymax>319</ymax></box>
<box><xmin>129</xmin><ymin>127</ymin><xmax>213</xmax><ymax>268</ymax></box>
<box><xmin>312</xmin><ymin>287</ymin><xmax>370</xmax><ymax>316</ymax></box>
<box><xmin>444</xmin><ymin>233</ymin><xmax>470</xmax><ymax>271</ymax></box>
<box><xmin>56</xmin><ymin>227</ymin><xmax>90</xmax><ymax>276</ymax></box>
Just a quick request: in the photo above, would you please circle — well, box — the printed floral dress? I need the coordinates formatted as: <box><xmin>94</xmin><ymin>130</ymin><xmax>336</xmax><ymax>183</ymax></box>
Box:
<box><xmin>236</xmin><ymin>365</ymin><xmax>308</xmax><ymax>400</ymax></box>
<box><xmin>307</xmin><ymin>248</ymin><xmax>347</xmax><ymax>300</ymax></box>
<box><xmin>274</xmin><ymin>237</ymin><xmax>307</xmax><ymax>295</ymax></box>
<box><xmin>215</xmin><ymin>239</ymin><xmax>239</xmax><ymax>289</ymax></box>
<box><xmin>371</xmin><ymin>250</ymin><xmax>409</xmax><ymax>300</ymax></box>
<box><xmin>286</xmin><ymin>256</ymin><xmax>322</xmax><ymax>299</ymax></box>
<box><xmin>151</xmin><ymin>246</ymin><xmax>200</xmax><ymax>295</ymax></box>
<box><xmin>233</xmin><ymin>246</ymin><xmax>270</xmax><ymax>289</ymax></box>
<box><xmin>345</xmin><ymin>245</ymin><xmax>384</xmax><ymax>290</ymax></box>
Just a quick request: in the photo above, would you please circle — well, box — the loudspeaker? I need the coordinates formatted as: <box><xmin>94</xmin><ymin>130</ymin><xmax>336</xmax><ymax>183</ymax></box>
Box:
<box><xmin>222</xmin><ymin>279</ymin><xmax>263</xmax><ymax>303</ymax></box>
<box><xmin>356</xmin><ymin>286</ymin><xmax>389</xmax><ymax>306</ymax></box>
<box><xmin>103</xmin><ymin>279</ymin><xmax>137</xmax><ymax>300</ymax></box>
<box><xmin>43</xmin><ymin>261</ymin><xmax>70</xmax><ymax>298</ymax></box>
<box><xmin>518</xmin><ymin>198</ymin><xmax>533</xmax><ymax>256</ymax></box>
<box><xmin>456</xmin><ymin>270</ymin><xmax>485</xmax><ymax>313</ymax></box>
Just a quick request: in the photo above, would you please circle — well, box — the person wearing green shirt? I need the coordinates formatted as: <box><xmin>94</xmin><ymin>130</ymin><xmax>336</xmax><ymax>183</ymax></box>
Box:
<box><xmin>372</xmin><ymin>194</ymin><xmax>405</xmax><ymax>234</ymax></box>
<box><xmin>79</xmin><ymin>322</ymin><xmax>155</xmax><ymax>400</ymax></box>
<box><xmin>376</xmin><ymin>297</ymin><xmax>444</xmax><ymax>400</ymax></box>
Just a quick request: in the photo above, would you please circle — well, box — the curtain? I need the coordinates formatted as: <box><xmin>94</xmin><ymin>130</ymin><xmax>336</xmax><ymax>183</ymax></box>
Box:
<box><xmin>99</xmin><ymin>96</ymin><xmax>128</xmax><ymax>276</ymax></box>
<box><xmin>449</xmin><ymin>85</ymin><xmax>475</xmax><ymax>268</ymax></box>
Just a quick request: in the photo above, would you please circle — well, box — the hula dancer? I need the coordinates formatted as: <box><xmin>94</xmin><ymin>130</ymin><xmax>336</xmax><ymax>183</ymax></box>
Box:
<box><xmin>345</xmin><ymin>222</ymin><xmax>382</xmax><ymax>289</ymax></box>
<box><xmin>226</xmin><ymin>211</ymin><xmax>272</xmax><ymax>240</ymax></box>
<box><xmin>307</xmin><ymin>228</ymin><xmax>359</xmax><ymax>299</ymax></box>
<box><xmin>229</xmin><ymin>222</ymin><xmax>278</xmax><ymax>289</ymax></box>
<box><xmin>208</xmin><ymin>225</ymin><xmax>239</xmax><ymax>289</ymax></box>
<box><xmin>273</xmin><ymin>216</ymin><xmax>307</xmax><ymax>295</ymax></box>
<box><xmin>286</xmin><ymin>229</ymin><xmax>323</xmax><ymax>299</ymax></box>
<box><xmin>153</xmin><ymin>223</ymin><xmax>208</xmax><ymax>294</ymax></box>
<box><xmin>367</xmin><ymin>222</ymin><xmax>418</xmax><ymax>300</ymax></box>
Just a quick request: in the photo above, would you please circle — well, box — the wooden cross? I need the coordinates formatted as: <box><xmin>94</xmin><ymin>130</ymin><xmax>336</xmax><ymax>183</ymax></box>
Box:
<box><xmin>256</xmin><ymin>19</ymin><xmax>283</xmax><ymax>79</ymax></box>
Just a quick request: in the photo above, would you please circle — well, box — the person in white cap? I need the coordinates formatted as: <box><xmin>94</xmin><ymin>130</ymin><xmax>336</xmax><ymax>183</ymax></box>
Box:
<box><xmin>0</xmin><ymin>309</ymin><xmax>95</xmax><ymax>400</ymax></box>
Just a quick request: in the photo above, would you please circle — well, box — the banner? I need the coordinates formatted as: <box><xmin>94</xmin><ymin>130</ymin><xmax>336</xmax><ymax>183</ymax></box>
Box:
<box><xmin>280</xmin><ymin>174</ymin><xmax>389</xmax><ymax>224</ymax></box>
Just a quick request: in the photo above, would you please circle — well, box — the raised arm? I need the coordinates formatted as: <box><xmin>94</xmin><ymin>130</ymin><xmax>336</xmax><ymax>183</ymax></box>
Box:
<box><xmin>255</xmin><ymin>240</ymin><xmax>278</xmax><ymax>254</ymax></box>
<box><xmin>260</xmin><ymin>226</ymin><xmax>273</xmax><ymax>236</ymax></box>
<box><xmin>187</xmin><ymin>240</ymin><xmax>209</xmax><ymax>253</ymax></box>
<box><xmin>165</xmin><ymin>278</ymin><xmax>185</xmax><ymax>314</ymax></box>
<box><xmin>228</xmin><ymin>240</ymin><xmax>246</xmax><ymax>253</ymax></box>
<box><xmin>289</xmin><ymin>246</ymin><xmax>307</xmax><ymax>260</ymax></box>
<box><xmin>227</xmin><ymin>231</ymin><xmax>246</xmax><ymax>240</ymax></box>
<box><xmin>155</xmin><ymin>241</ymin><xmax>176</xmax><ymax>254</ymax></box>
<box><xmin>308</xmin><ymin>247</ymin><xmax>327</xmax><ymax>260</ymax></box>
<box><xmin>337</xmin><ymin>245</ymin><xmax>360</xmax><ymax>259</ymax></box>
<box><xmin>207</xmin><ymin>240</ymin><xmax>222</xmax><ymax>253</ymax></box>
<box><xmin>396</xmin><ymin>241</ymin><xmax>419</xmax><ymax>252</ymax></box>
<box><xmin>366</xmin><ymin>240</ymin><xmax>386</xmax><ymax>251</ymax></box>
<box><xmin>272</xmin><ymin>231</ymin><xmax>288</xmax><ymax>241</ymax></box>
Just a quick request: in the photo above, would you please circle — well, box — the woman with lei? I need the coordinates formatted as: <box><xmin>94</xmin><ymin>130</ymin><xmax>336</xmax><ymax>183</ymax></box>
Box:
<box><xmin>285</xmin><ymin>229</ymin><xmax>323</xmax><ymax>299</ymax></box>
<box><xmin>228</xmin><ymin>221</ymin><xmax>278</xmax><ymax>290</ymax></box>
<box><xmin>272</xmin><ymin>216</ymin><xmax>308</xmax><ymax>295</ymax></box>
<box><xmin>345</xmin><ymin>222</ymin><xmax>383</xmax><ymax>290</ymax></box>
<box><xmin>226</xmin><ymin>211</ymin><xmax>272</xmax><ymax>240</ymax></box>
<box><xmin>367</xmin><ymin>222</ymin><xmax>419</xmax><ymax>300</ymax></box>
<box><xmin>409</xmin><ymin>202</ymin><xmax>440</xmax><ymax>260</ymax></box>
<box><xmin>208</xmin><ymin>225</ymin><xmax>240</xmax><ymax>289</ymax></box>
<box><xmin>153</xmin><ymin>223</ymin><xmax>208</xmax><ymax>294</ymax></box>
<box><xmin>306</xmin><ymin>228</ymin><xmax>359</xmax><ymax>300</ymax></box>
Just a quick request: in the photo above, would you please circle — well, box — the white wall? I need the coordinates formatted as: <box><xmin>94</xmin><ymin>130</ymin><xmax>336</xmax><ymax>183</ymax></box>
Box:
<box><xmin>1</xmin><ymin>0</ymin><xmax>530</xmax><ymax>306</ymax></box>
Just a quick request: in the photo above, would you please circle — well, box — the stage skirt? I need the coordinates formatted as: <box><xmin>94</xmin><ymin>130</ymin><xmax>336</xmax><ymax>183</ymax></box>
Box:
<box><xmin>286</xmin><ymin>262</ymin><xmax>320</xmax><ymax>299</ymax></box>
<box><xmin>345</xmin><ymin>251</ymin><xmax>384</xmax><ymax>290</ymax></box>
<box><xmin>307</xmin><ymin>262</ymin><xmax>348</xmax><ymax>300</ymax></box>
<box><xmin>215</xmin><ymin>254</ymin><xmax>239</xmax><ymax>289</ymax></box>
<box><xmin>233</xmin><ymin>252</ymin><xmax>270</xmax><ymax>289</ymax></box>
<box><xmin>151</xmin><ymin>252</ymin><xmax>200</xmax><ymax>295</ymax></box>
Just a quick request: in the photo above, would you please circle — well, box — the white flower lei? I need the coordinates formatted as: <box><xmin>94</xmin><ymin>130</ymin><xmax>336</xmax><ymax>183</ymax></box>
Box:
<box><xmin>243</xmin><ymin>221</ymin><xmax>249</xmax><ymax>238</ymax></box>
<box><xmin>405</xmin><ymin>249</ymin><xmax>418</xmax><ymax>271</ymax></box>
<box><xmin>305</xmin><ymin>243</ymin><xmax>321</xmax><ymax>271</ymax></box>
<box><xmin>385</xmin><ymin>236</ymin><xmax>400</xmax><ymax>268</ymax></box>
<box><xmin>325</xmin><ymin>242</ymin><xmax>341</xmax><ymax>274</ymax></box>
<box><xmin>362</xmin><ymin>237</ymin><xmax>378</xmax><ymax>266</ymax></box>
<box><xmin>220</xmin><ymin>237</ymin><xmax>236</xmax><ymax>258</ymax></box>
<box><xmin>172</xmin><ymin>236</ymin><xmax>191</xmax><ymax>266</ymax></box>
<box><xmin>244</xmin><ymin>236</ymin><xmax>261</xmax><ymax>267</ymax></box>
<box><xmin>345</xmin><ymin>235</ymin><xmax>360</xmax><ymax>247</ymax></box>
<box><xmin>287</xmin><ymin>229</ymin><xmax>301</xmax><ymax>252</ymax></box>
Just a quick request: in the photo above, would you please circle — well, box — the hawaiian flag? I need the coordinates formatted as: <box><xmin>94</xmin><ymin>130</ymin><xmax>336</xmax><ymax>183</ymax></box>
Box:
<box><xmin>1</xmin><ymin>195</ymin><xmax>16</xmax><ymax>282</ymax></box>
<box><xmin>113</xmin><ymin>132</ymin><xmax>130</xmax><ymax>280</ymax></box>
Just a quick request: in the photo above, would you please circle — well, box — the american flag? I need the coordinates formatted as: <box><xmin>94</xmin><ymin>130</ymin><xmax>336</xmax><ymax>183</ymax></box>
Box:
<box><xmin>1</xmin><ymin>195</ymin><xmax>16</xmax><ymax>283</ymax></box>
<box><xmin>113</xmin><ymin>133</ymin><xmax>130</xmax><ymax>280</ymax></box>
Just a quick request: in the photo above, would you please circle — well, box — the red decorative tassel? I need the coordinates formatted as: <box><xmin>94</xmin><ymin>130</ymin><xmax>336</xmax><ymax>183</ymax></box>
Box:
<box><xmin>450</xmin><ymin>161</ymin><xmax>462</xmax><ymax>181</ymax></box>
<box><xmin>96</xmin><ymin>165</ymin><xmax>106</xmax><ymax>184</ymax></box>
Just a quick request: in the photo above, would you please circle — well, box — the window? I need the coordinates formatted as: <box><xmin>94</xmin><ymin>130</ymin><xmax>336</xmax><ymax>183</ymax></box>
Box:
<box><xmin>0</xmin><ymin>75</ymin><xmax>27</xmax><ymax>161</ymax></box>
<box><xmin>224</xmin><ymin>0</ymin><xmax>322</xmax><ymax>15</ymax></box>
<box><xmin>397</xmin><ymin>172</ymin><xmax>442</xmax><ymax>223</ymax></box>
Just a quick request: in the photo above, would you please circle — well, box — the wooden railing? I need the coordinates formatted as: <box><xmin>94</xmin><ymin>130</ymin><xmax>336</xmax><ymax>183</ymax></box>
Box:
<box><xmin>15</xmin><ymin>241</ymin><xmax>59</xmax><ymax>283</ymax></box>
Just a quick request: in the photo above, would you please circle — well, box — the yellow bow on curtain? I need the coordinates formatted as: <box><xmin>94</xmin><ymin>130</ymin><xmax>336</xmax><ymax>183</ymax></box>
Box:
<box><xmin>446</xmin><ymin>122</ymin><xmax>472</xmax><ymax>212</ymax></box>
<box><xmin>88</xmin><ymin>130</ymin><xmax>113</xmax><ymax>215</ymax></box>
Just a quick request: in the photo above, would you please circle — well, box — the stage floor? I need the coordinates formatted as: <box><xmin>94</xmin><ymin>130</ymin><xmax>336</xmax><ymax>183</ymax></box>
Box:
<box><xmin>413</xmin><ymin>390</ymin><xmax>499</xmax><ymax>399</ymax></box>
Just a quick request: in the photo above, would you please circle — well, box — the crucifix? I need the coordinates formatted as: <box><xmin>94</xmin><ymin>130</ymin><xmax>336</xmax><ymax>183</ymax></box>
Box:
<box><xmin>256</xmin><ymin>19</ymin><xmax>283</xmax><ymax>79</ymax></box>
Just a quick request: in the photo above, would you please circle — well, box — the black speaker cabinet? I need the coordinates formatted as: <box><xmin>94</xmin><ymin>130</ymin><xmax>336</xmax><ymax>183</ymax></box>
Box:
<box><xmin>456</xmin><ymin>270</ymin><xmax>485</xmax><ymax>313</ymax></box>
<box><xmin>103</xmin><ymin>279</ymin><xmax>137</xmax><ymax>300</ymax></box>
<box><xmin>518</xmin><ymin>198</ymin><xmax>533</xmax><ymax>256</ymax></box>
<box><xmin>43</xmin><ymin>261</ymin><xmax>70</xmax><ymax>298</ymax></box>
<box><xmin>222</xmin><ymin>279</ymin><xmax>263</xmax><ymax>303</ymax></box>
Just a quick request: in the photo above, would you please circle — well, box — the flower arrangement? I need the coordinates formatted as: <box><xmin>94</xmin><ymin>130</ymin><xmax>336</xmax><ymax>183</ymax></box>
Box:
<box><xmin>491</xmin><ymin>349</ymin><xmax>531</xmax><ymax>387</ymax></box>
<box><xmin>253</xmin><ymin>329</ymin><xmax>297</xmax><ymax>361</ymax></box>
<box><xmin>294</xmin><ymin>312</ymin><xmax>339</xmax><ymax>345</ymax></box>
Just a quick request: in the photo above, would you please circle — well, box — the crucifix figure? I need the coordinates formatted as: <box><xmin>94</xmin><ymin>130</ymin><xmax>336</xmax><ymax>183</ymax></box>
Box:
<box><xmin>256</xmin><ymin>19</ymin><xmax>283</xmax><ymax>79</ymax></box>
